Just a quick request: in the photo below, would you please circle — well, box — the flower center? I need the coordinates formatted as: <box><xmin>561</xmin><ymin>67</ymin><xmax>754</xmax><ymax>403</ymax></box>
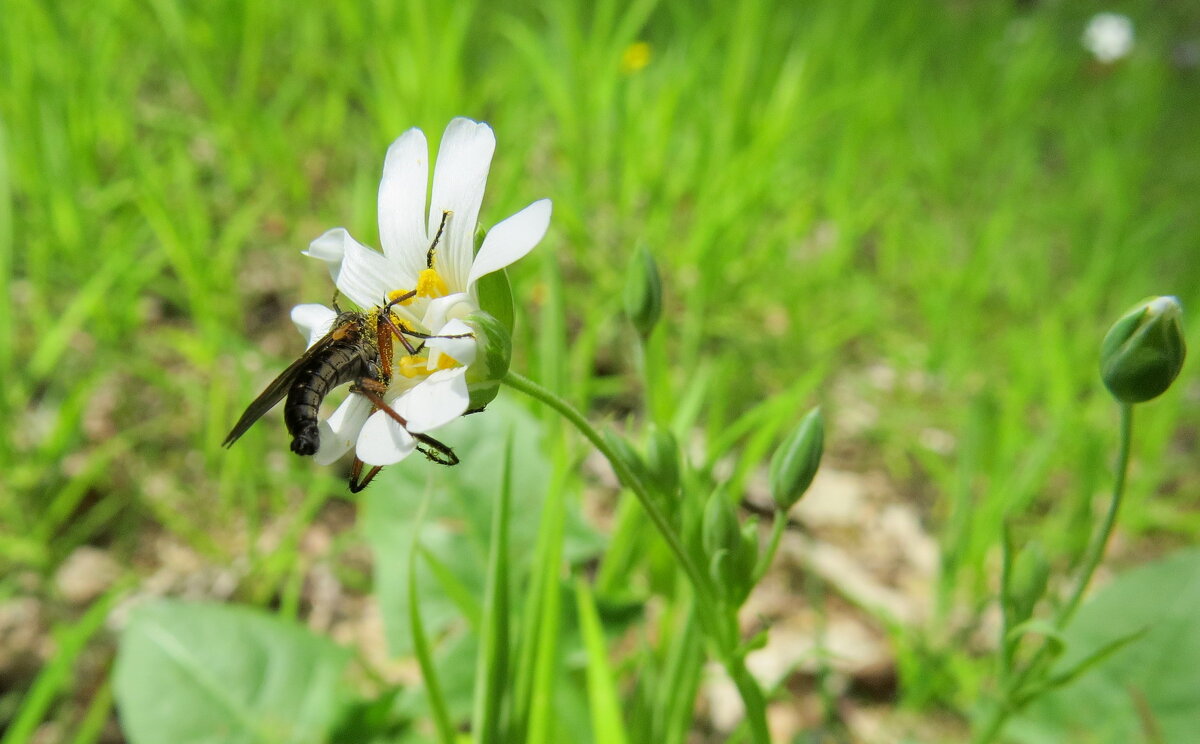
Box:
<box><xmin>380</xmin><ymin>281</ymin><xmax>470</xmax><ymax>382</ymax></box>
<box><xmin>396</xmin><ymin>352</ymin><xmax>461</xmax><ymax>378</ymax></box>
<box><xmin>386</xmin><ymin>267</ymin><xmax>450</xmax><ymax>306</ymax></box>
<box><xmin>415</xmin><ymin>268</ymin><xmax>449</xmax><ymax>298</ymax></box>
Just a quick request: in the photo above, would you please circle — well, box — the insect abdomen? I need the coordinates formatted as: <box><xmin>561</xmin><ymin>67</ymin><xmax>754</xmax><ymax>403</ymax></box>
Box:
<box><xmin>284</xmin><ymin>343</ymin><xmax>370</xmax><ymax>456</ymax></box>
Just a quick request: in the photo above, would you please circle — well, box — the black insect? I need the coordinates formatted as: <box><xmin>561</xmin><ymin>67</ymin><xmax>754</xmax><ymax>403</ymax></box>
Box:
<box><xmin>222</xmin><ymin>302</ymin><xmax>462</xmax><ymax>491</ymax></box>
<box><xmin>223</xmin><ymin>308</ymin><xmax>375</xmax><ymax>458</ymax></box>
<box><xmin>225</xmin><ymin>212</ymin><xmax>465</xmax><ymax>491</ymax></box>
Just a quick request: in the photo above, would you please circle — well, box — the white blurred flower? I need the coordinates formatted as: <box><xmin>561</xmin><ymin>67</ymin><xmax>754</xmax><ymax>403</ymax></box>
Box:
<box><xmin>298</xmin><ymin>118</ymin><xmax>551</xmax><ymax>467</ymax></box>
<box><xmin>1083</xmin><ymin>12</ymin><xmax>1135</xmax><ymax>64</ymax></box>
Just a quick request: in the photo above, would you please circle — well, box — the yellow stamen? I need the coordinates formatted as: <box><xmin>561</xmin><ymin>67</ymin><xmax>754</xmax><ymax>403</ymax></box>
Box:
<box><xmin>387</xmin><ymin>288</ymin><xmax>416</xmax><ymax>306</ymax></box>
<box><xmin>434</xmin><ymin>353</ymin><xmax>460</xmax><ymax>371</ymax></box>
<box><xmin>416</xmin><ymin>268</ymin><xmax>450</xmax><ymax>299</ymax></box>
<box><xmin>397</xmin><ymin>356</ymin><xmax>427</xmax><ymax>378</ymax></box>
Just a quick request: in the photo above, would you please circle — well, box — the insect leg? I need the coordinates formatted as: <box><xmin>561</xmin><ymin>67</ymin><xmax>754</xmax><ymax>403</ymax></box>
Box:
<box><xmin>394</xmin><ymin>328</ymin><xmax>474</xmax><ymax>341</ymax></box>
<box><xmin>378</xmin><ymin>310</ymin><xmax>421</xmax><ymax>355</ymax></box>
<box><xmin>353</xmin><ymin>382</ymin><xmax>460</xmax><ymax>467</ymax></box>
<box><xmin>414</xmin><ymin>434</ymin><xmax>459</xmax><ymax>466</ymax></box>
<box><xmin>374</xmin><ymin>314</ymin><xmax>397</xmax><ymax>377</ymax></box>
<box><xmin>349</xmin><ymin>457</ymin><xmax>384</xmax><ymax>493</ymax></box>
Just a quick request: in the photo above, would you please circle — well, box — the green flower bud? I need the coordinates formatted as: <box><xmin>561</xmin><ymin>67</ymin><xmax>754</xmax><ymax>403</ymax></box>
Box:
<box><xmin>644</xmin><ymin>425</ymin><xmax>681</xmax><ymax>499</ymax></box>
<box><xmin>623</xmin><ymin>245</ymin><xmax>663</xmax><ymax>339</ymax></box>
<box><xmin>729</xmin><ymin>521</ymin><xmax>760</xmax><ymax>604</ymax></box>
<box><xmin>1007</xmin><ymin>541</ymin><xmax>1050</xmax><ymax>625</ymax></box>
<box><xmin>1100</xmin><ymin>296</ymin><xmax>1186</xmax><ymax>404</ymax></box>
<box><xmin>702</xmin><ymin>490</ymin><xmax>739</xmax><ymax>560</ymax></box>
<box><xmin>463</xmin><ymin>311</ymin><xmax>512</xmax><ymax>411</ymax></box>
<box><xmin>602</xmin><ymin>429</ymin><xmax>651</xmax><ymax>492</ymax></box>
<box><xmin>702</xmin><ymin>491</ymin><xmax>758</xmax><ymax>604</ymax></box>
<box><xmin>769</xmin><ymin>407</ymin><xmax>825</xmax><ymax>512</ymax></box>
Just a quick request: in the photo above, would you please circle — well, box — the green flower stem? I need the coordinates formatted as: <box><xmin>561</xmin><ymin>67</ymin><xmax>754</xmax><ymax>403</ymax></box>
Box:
<box><xmin>726</xmin><ymin>654</ymin><xmax>772</xmax><ymax>744</ymax></box>
<box><xmin>502</xmin><ymin>370</ymin><xmax>716</xmax><ymax>611</ymax></box>
<box><xmin>1056</xmin><ymin>403</ymin><xmax>1133</xmax><ymax>627</ymax></box>
<box><xmin>974</xmin><ymin>403</ymin><xmax>1135</xmax><ymax>744</ymax></box>
<box><xmin>503</xmin><ymin>370</ymin><xmax>771</xmax><ymax>743</ymax></box>
<box><xmin>753</xmin><ymin>512</ymin><xmax>789</xmax><ymax>585</ymax></box>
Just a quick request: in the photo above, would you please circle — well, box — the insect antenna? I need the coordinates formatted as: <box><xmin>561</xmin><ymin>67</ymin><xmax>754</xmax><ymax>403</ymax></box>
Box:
<box><xmin>427</xmin><ymin>209</ymin><xmax>452</xmax><ymax>268</ymax></box>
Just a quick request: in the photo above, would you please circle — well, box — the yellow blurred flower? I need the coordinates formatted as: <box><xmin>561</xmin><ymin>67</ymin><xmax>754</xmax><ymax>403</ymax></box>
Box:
<box><xmin>621</xmin><ymin>41</ymin><xmax>652</xmax><ymax>74</ymax></box>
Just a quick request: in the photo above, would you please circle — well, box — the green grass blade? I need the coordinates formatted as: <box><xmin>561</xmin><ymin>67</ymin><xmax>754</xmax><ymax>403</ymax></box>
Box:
<box><xmin>525</xmin><ymin>464</ymin><xmax>571</xmax><ymax>744</ymax></box>
<box><xmin>68</xmin><ymin>680</ymin><xmax>113</xmax><ymax>744</ymax></box>
<box><xmin>1</xmin><ymin>586</ymin><xmax>123</xmax><ymax>744</ymax></box>
<box><xmin>657</xmin><ymin>606</ymin><xmax>704</xmax><ymax>744</ymax></box>
<box><xmin>472</xmin><ymin>433</ymin><xmax>513</xmax><ymax>744</ymax></box>
<box><xmin>575</xmin><ymin>577</ymin><xmax>631</xmax><ymax>744</ymax></box>
<box><xmin>420</xmin><ymin>544</ymin><xmax>484</xmax><ymax>632</ymax></box>
<box><xmin>409</xmin><ymin>490</ymin><xmax>457</xmax><ymax>744</ymax></box>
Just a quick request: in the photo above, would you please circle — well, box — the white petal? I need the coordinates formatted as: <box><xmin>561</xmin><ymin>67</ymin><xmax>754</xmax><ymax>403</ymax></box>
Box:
<box><xmin>394</xmin><ymin>368</ymin><xmax>470</xmax><ymax>433</ymax></box>
<box><xmin>378</xmin><ymin>128</ymin><xmax>430</xmax><ymax>277</ymax></box>
<box><xmin>426</xmin><ymin>318</ymin><xmax>477</xmax><ymax>368</ymax></box>
<box><xmin>468</xmin><ymin>199</ymin><xmax>551</xmax><ymax>287</ymax></box>
<box><xmin>291</xmin><ymin>304</ymin><xmax>338</xmax><ymax>348</ymax></box>
<box><xmin>420</xmin><ymin>292</ymin><xmax>473</xmax><ymax>334</ymax></box>
<box><xmin>428</xmin><ymin>118</ymin><xmax>495</xmax><ymax>293</ymax></box>
<box><xmin>331</xmin><ymin>228</ymin><xmax>413</xmax><ymax>309</ymax></box>
<box><xmin>304</xmin><ymin>228</ymin><xmax>348</xmax><ymax>282</ymax></box>
<box><xmin>356</xmin><ymin>409</ymin><xmax>417</xmax><ymax>466</ymax></box>
<box><xmin>313</xmin><ymin>394</ymin><xmax>373</xmax><ymax>466</ymax></box>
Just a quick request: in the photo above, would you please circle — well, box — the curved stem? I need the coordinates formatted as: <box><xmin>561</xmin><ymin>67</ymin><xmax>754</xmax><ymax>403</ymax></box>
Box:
<box><xmin>1056</xmin><ymin>403</ymin><xmax>1133</xmax><ymax>627</ymax></box>
<box><xmin>973</xmin><ymin>403</ymin><xmax>1135</xmax><ymax>744</ymax></box>
<box><xmin>753</xmin><ymin>512</ymin><xmax>788</xmax><ymax>585</ymax></box>
<box><xmin>503</xmin><ymin>369</ymin><xmax>772</xmax><ymax>742</ymax></box>
<box><xmin>501</xmin><ymin>370</ymin><xmax>716</xmax><ymax>609</ymax></box>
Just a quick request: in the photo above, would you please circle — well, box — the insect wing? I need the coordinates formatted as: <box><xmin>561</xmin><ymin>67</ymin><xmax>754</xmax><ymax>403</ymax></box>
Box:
<box><xmin>222</xmin><ymin>331</ymin><xmax>341</xmax><ymax>448</ymax></box>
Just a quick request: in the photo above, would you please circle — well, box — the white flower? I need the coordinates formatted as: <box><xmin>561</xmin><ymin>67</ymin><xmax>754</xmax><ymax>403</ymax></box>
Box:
<box><xmin>297</xmin><ymin>118</ymin><xmax>551</xmax><ymax>467</ymax></box>
<box><xmin>1083</xmin><ymin>12</ymin><xmax>1134</xmax><ymax>64</ymax></box>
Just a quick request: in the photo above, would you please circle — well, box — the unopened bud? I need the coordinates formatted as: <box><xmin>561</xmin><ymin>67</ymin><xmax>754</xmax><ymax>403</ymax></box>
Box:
<box><xmin>769</xmin><ymin>407</ymin><xmax>825</xmax><ymax>511</ymax></box>
<box><xmin>1100</xmin><ymin>296</ymin><xmax>1186</xmax><ymax>404</ymax></box>
<box><xmin>644</xmin><ymin>425</ymin><xmax>681</xmax><ymax>499</ymax></box>
<box><xmin>702</xmin><ymin>490</ymin><xmax>739</xmax><ymax>560</ymax></box>
<box><xmin>1007</xmin><ymin>541</ymin><xmax>1050</xmax><ymax>624</ymax></box>
<box><xmin>624</xmin><ymin>245</ymin><xmax>663</xmax><ymax>339</ymax></box>
<box><xmin>463</xmin><ymin>311</ymin><xmax>512</xmax><ymax>410</ymax></box>
<box><xmin>603</xmin><ymin>429</ymin><xmax>651</xmax><ymax>492</ymax></box>
<box><xmin>702</xmin><ymin>491</ymin><xmax>758</xmax><ymax>604</ymax></box>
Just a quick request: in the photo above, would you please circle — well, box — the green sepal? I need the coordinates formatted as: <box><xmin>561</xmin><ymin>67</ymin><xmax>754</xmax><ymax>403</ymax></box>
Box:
<box><xmin>472</xmin><ymin>222</ymin><xmax>515</xmax><ymax>336</ymax></box>
<box><xmin>464</xmin><ymin>311</ymin><xmax>512</xmax><ymax>411</ymax></box>
<box><xmin>475</xmin><ymin>268</ymin><xmax>515</xmax><ymax>337</ymax></box>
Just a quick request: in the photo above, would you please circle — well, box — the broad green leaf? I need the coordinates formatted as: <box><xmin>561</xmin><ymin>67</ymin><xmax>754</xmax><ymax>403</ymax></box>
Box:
<box><xmin>113</xmin><ymin>600</ymin><xmax>350</xmax><ymax>744</ymax></box>
<box><xmin>1017</xmin><ymin>627</ymin><xmax>1149</xmax><ymax>706</ymax></box>
<box><xmin>1012</xmin><ymin>549</ymin><xmax>1200</xmax><ymax>744</ymax></box>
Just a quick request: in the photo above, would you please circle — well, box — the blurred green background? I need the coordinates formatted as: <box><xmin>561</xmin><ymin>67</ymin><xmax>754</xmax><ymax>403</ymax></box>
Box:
<box><xmin>1</xmin><ymin>0</ymin><xmax>1197</xmax><ymax>740</ymax></box>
